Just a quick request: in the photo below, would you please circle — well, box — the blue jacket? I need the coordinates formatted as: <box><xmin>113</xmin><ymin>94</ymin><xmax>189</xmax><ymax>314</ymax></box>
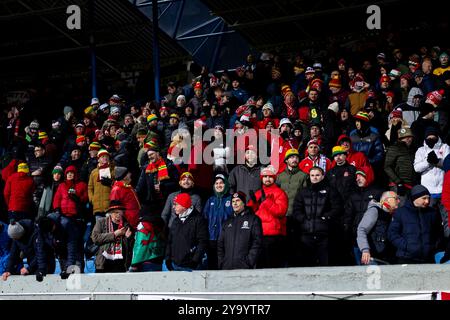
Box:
<box><xmin>35</xmin><ymin>213</ymin><xmax>78</xmax><ymax>273</ymax></box>
<box><xmin>203</xmin><ymin>194</ymin><xmax>233</xmax><ymax>241</ymax></box>
<box><xmin>6</xmin><ymin>220</ymin><xmax>41</xmax><ymax>274</ymax></box>
<box><xmin>349</xmin><ymin>127</ymin><xmax>384</xmax><ymax>165</ymax></box>
<box><xmin>388</xmin><ymin>200</ymin><xmax>443</xmax><ymax>262</ymax></box>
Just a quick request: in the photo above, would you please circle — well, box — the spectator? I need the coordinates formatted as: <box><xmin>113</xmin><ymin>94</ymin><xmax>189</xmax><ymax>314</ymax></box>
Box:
<box><xmin>414</xmin><ymin>127</ymin><xmax>450</xmax><ymax>205</ymax></box>
<box><xmin>4</xmin><ymin>162</ymin><xmax>35</xmax><ymax>220</ymax></box>
<box><xmin>91</xmin><ymin>201</ymin><xmax>134</xmax><ymax>273</ymax></box>
<box><xmin>229</xmin><ymin>145</ymin><xmax>262</xmax><ymax>199</ymax></box>
<box><xmin>384</xmin><ymin>127</ymin><xmax>417</xmax><ymax>201</ymax></box>
<box><xmin>217</xmin><ymin>192</ymin><xmax>263</xmax><ymax>270</ymax></box>
<box><xmin>357</xmin><ymin>191</ymin><xmax>400</xmax><ymax>265</ymax></box>
<box><xmin>37</xmin><ymin>165</ymin><xmax>64</xmax><ymax>218</ymax></box>
<box><xmin>88</xmin><ymin>149</ymin><xmax>116</xmax><ymax>220</ymax></box>
<box><xmin>334</xmin><ymin>134</ymin><xmax>370</xmax><ymax>169</ymax></box>
<box><xmin>410</xmin><ymin>102</ymin><xmax>441</xmax><ymax>146</ymax></box>
<box><xmin>203</xmin><ymin>174</ymin><xmax>233</xmax><ymax>270</ymax></box>
<box><xmin>130</xmin><ymin>210</ymin><xmax>166</xmax><ymax>272</ymax></box>
<box><xmin>110</xmin><ymin>167</ymin><xmax>140</xmax><ymax>230</ymax></box>
<box><xmin>161</xmin><ymin>172</ymin><xmax>202</xmax><ymax>228</ymax></box>
<box><xmin>29</xmin><ymin>144</ymin><xmax>51</xmax><ymax>209</ymax></box>
<box><xmin>299</xmin><ymin>140</ymin><xmax>332</xmax><ymax>175</ymax></box>
<box><xmin>163</xmin><ymin>193</ymin><xmax>208</xmax><ymax>271</ymax></box>
<box><xmin>293</xmin><ymin>166</ymin><xmax>342</xmax><ymax>266</ymax></box>
<box><xmin>388</xmin><ymin>185</ymin><xmax>444</xmax><ymax>264</ymax></box>
<box><xmin>247</xmin><ymin>165</ymin><xmax>288</xmax><ymax>268</ymax></box>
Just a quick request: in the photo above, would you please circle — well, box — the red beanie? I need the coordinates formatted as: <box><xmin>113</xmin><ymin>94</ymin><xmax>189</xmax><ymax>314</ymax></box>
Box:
<box><xmin>174</xmin><ymin>193</ymin><xmax>192</xmax><ymax>209</ymax></box>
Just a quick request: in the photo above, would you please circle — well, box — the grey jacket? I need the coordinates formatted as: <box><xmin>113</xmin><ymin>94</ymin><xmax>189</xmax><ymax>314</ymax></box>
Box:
<box><xmin>161</xmin><ymin>191</ymin><xmax>203</xmax><ymax>228</ymax></box>
<box><xmin>357</xmin><ymin>200</ymin><xmax>382</xmax><ymax>253</ymax></box>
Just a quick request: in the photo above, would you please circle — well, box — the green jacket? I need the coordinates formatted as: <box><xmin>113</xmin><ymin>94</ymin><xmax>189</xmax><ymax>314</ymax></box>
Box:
<box><xmin>384</xmin><ymin>140</ymin><xmax>416</xmax><ymax>185</ymax></box>
<box><xmin>276</xmin><ymin>167</ymin><xmax>309</xmax><ymax>216</ymax></box>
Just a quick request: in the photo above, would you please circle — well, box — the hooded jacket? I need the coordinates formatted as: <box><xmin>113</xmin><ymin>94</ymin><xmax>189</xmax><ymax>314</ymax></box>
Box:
<box><xmin>349</xmin><ymin>126</ymin><xmax>384</xmax><ymax>165</ymax></box>
<box><xmin>4</xmin><ymin>171</ymin><xmax>35</xmax><ymax>213</ymax></box>
<box><xmin>110</xmin><ymin>181</ymin><xmax>141</xmax><ymax>229</ymax></box>
<box><xmin>53</xmin><ymin>166</ymin><xmax>88</xmax><ymax>217</ymax></box>
<box><xmin>414</xmin><ymin>137</ymin><xmax>450</xmax><ymax>194</ymax></box>
<box><xmin>203</xmin><ymin>178</ymin><xmax>233</xmax><ymax>241</ymax></box>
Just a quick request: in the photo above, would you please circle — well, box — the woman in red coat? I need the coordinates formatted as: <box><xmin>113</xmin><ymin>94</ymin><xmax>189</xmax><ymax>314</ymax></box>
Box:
<box><xmin>110</xmin><ymin>167</ymin><xmax>140</xmax><ymax>229</ymax></box>
<box><xmin>53</xmin><ymin>165</ymin><xmax>88</xmax><ymax>218</ymax></box>
<box><xmin>4</xmin><ymin>162</ymin><xmax>35</xmax><ymax>220</ymax></box>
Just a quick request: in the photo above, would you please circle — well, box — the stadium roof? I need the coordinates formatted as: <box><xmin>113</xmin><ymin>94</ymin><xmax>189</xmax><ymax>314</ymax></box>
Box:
<box><xmin>201</xmin><ymin>0</ymin><xmax>448</xmax><ymax>53</ymax></box>
<box><xmin>0</xmin><ymin>0</ymin><xmax>190</xmax><ymax>81</ymax></box>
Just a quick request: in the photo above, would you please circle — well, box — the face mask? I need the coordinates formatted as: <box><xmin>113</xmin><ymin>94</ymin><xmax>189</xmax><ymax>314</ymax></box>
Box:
<box><xmin>281</xmin><ymin>131</ymin><xmax>290</xmax><ymax>139</ymax></box>
<box><xmin>425</xmin><ymin>138</ymin><xmax>437</xmax><ymax>148</ymax></box>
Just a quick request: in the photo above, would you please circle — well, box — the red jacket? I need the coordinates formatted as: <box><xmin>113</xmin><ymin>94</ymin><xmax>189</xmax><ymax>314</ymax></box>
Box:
<box><xmin>299</xmin><ymin>155</ymin><xmax>332</xmax><ymax>174</ymax></box>
<box><xmin>53</xmin><ymin>180</ymin><xmax>88</xmax><ymax>217</ymax></box>
<box><xmin>442</xmin><ymin>171</ymin><xmax>450</xmax><ymax>216</ymax></box>
<box><xmin>247</xmin><ymin>184</ymin><xmax>288</xmax><ymax>236</ymax></box>
<box><xmin>110</xmin><ymin>181</ymin><xmax>141</xmax><ymax>229</ymax></box>
<box><xmin>270</xmin><ymin>136</ymin><xmax>300</xmax><ymax>174</ymax></box>
<box><xmin>333</xmin><ymin>134</ymin><xmax>371</xmax><ymax>169</ymax></box>
<box><xmin>4</xmin><ymin>172</ymin><xmax>35</xmax><ymax>213</ymax></box>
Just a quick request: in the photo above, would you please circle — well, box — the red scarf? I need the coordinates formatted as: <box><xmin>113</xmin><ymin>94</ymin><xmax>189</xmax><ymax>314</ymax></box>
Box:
<box><xmin>145</xmin><ymin>158</ymin><xmax>169</xmax><ymax>182</ymax></box>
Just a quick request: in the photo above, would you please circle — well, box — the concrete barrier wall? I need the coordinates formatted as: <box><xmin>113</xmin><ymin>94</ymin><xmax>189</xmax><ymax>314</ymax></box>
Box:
<box><xmin>1</xmin><ymin>265</ymin><xmax>450</xmax><ymax>299</ymax></box>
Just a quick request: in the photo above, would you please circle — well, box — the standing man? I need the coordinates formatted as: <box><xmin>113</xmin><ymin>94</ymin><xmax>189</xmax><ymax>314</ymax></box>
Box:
<box><xmin>293</xmin><ymin>167</ymin><xmax>342</xmax><ymax>266</ymax></box>
<box><xmin>388</xmin><ymin>185</ymin><xmax>444</xmax><ymax>264</ymax></box>
<box><xmin>247</xmin><ymin>165</ymin><xmax>288</xmax><ymax>268</ymax></box>
<box><xmin>164</xmin><ymin>193</ymin><xmax>208</xmax><ymax>271</ymax></box>
<box><xmin>217</xmin><ymin>192</ymin><xmax>263</xmax><ymax>270</ymax></box>
<box><xmin>88</xmin><ymin>149</ymin><xmax>116</xmax><ymax>220</ymax></box>
<box><xmin>276</xmin><ymin>148</ymin><xmax>309</xmax><ymax>266</ymax></box>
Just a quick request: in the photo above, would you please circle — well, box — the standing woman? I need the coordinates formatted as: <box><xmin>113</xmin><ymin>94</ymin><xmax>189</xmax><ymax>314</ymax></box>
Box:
<box><xmin>202</xmin><ymin>174</ymin><xmax>233</xmax><ymax>269</ymax></box>
<box><xmin>52</xmin><ymin>165</ymin><xmax>88</xmax><ymax>273</ymax></box>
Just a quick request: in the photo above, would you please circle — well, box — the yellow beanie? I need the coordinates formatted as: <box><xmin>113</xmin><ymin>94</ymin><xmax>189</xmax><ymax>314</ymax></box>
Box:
<box><xmin>17</xmin><ymin>163</ymin><xmax>30</xmax><ymax>174</ymax></box>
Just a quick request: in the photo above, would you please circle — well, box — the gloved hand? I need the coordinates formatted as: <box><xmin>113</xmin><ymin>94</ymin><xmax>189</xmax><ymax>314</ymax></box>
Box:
<box><xmin>100</xmin><ymin>177</ymin><xmax>113</xmax><ymax>187</ymax></box>
<box><xmin>165</xmin><ymin>259</ymin><xmax>174</xmax><ymax>271</ymax></box>
<box><xmin>60</xmin><ymin>270</ymin><xmax>70</xmax><ymax>280</ymax></box>
<box><xmin>68</xmin><ymin>193</ymin><xmax>80</xmax><ymax>203</ymax></box>
<box><xmin>35</xmin><ymin>271</ymin><xmax>44</xmax><ymax>282</ymax></box>
<box><xmin>249</xmin><ymin>190</ymin><xmax>257</xmax><ymax>203</ymax></box>
<box><xmin>260</xmin><ymin>187</ymin><xmax>266</xmax><ymax>202</ymax></box>
<box><xmin>396</xmin><ymin>184</ymin><xmax>406</xmax><ymax>196</ymax></box>
<box><xmin>427</xmin><ymin>151</ymin><xmax>439</xmax><ymax>165</ymax></box>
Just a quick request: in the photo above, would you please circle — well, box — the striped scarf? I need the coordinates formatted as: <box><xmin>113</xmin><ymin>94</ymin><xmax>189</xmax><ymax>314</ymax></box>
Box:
<box><xmin>102</xmin><ymin>217</ymin><xmax>123</xmax><ymax>261</ymax></box>
<box><xmin>145</xmin><ymin>158</ymin><xmax>169</xmax><ymax>182</ymax></box>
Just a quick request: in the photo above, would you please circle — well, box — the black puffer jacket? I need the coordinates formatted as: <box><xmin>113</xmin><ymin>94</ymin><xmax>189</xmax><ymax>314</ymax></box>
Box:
<box><xmin>217</xmin><ymin>208</ymin><xmax>263</xmax><ymax>270</ymax></box>
<box><xmin>292</xmin><ymin>180</ymin><xmax>342</xmax><ymax>235</ymax></box>
<box><xmin>344</xmin><ymin>185</ymin><xmax>383</xmax><ymax>241</ymax></box>
<box><xmin>166</xmin><ymin>209</ymin><xmax>209</xmax><ymax>268</ymax></box>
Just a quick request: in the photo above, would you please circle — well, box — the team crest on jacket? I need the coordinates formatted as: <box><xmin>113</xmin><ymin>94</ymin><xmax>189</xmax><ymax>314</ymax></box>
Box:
<box><xmin>319</xmin><ymin>190</ymin><xmax>327</xmax><ymax>194</ymax></box>
<box><xmin>225</xmin><ymin>200</ymin><xmax>231</xmax><ymax>207</ymax></box>
<box><xmin>241</xmin><ymin>221</ymin><xmax>249</xmax><ymax>229</ymax></box>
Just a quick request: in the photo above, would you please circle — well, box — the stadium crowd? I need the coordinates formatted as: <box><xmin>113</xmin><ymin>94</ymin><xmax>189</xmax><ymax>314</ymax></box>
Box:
<box><xmin>1</xmin><ymin>45</ymin><xmax>450</xmax><ymax>281</ymax></box>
